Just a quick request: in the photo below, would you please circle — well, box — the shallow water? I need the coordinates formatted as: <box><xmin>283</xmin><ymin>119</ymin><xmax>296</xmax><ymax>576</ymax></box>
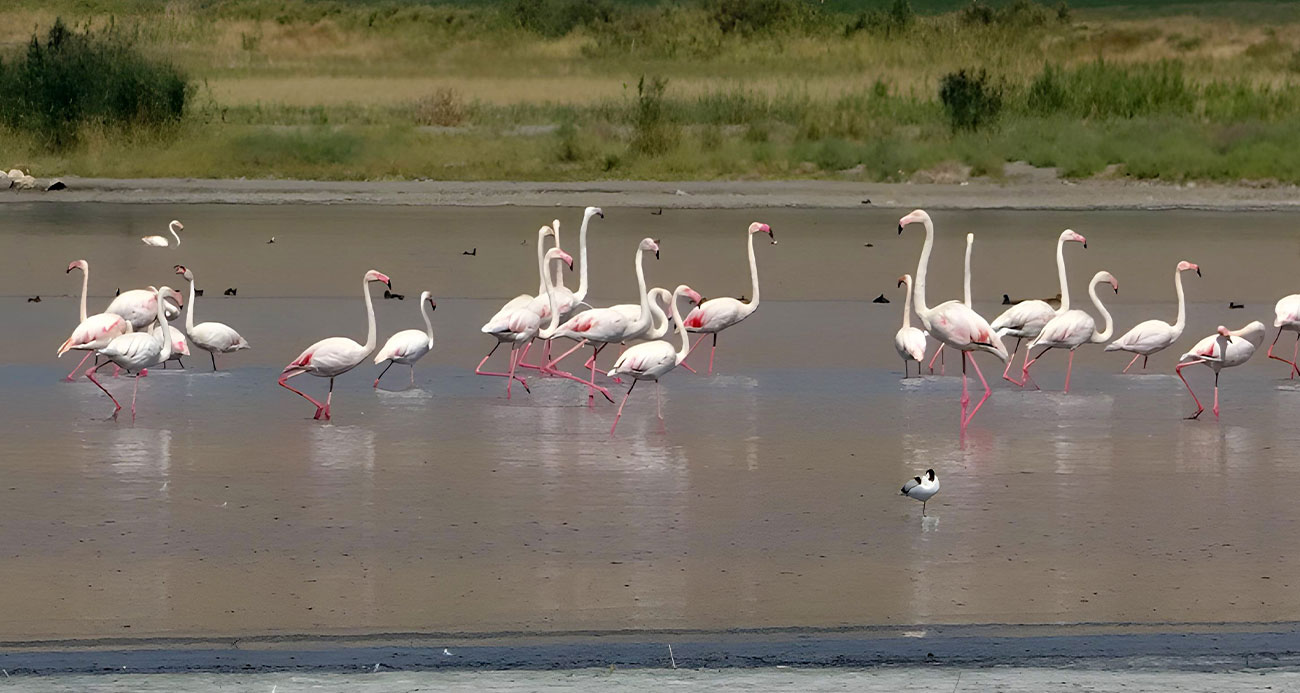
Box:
<box><xmin>2</xmin><ymin>203</ymin><xmax>1300</xmax><ymax>642</ymax></box>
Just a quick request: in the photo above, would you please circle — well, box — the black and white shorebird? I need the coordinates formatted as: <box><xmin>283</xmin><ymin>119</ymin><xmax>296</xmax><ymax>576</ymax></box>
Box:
<box><xmin>901</xmin><ymin>469</ymin><xmax>940</xmax><ymax>516</ymax></box>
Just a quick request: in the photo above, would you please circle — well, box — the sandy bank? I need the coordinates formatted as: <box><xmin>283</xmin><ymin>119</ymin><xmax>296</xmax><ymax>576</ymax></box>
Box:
<box><xmin>4</xmin><ymin>177</ymin><xmax>1300</xmax><ymax>210</ymax></box>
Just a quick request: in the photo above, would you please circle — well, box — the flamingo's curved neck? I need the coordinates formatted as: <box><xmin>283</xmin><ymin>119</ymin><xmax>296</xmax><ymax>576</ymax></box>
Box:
<box><xmin>538</xmin><ymin>251</ymin><xmax>564</xmax><ymax>339</ymax></box>
<box><xmin>1055</xmin><ymin>235</ymin><xmax>1071</xmax><ymax>313</ymax></box>
<box><xmin>362</xmin><ymin>275</ymin><xmax>378</xmax><ymax>352</ymax></box>
<box><xmin>963</xmin><ymin>234</ymin><xmax>973</xmax><ymax>308</ymax></box>
<box><xmin>744</xmin><ymin>230</ymin><xmax>761</xmax><ymax>315</ymax></box>
<box><xmin>420</xmin><ymin>299</ymin><xmax>435</xmax><ymax>349</ymax></box>
<box><xmin>901</xmin><ymin>276</ymin><xmax>914</xmax><ymax>330</ymax></box>
<box><xmin>1171</xmin><ymin>268</ymin><xmax>1187</xmax><ymax>338</ymax></box>
<box><xmin>628</xmin><ymin>246</ymin><xmax>653</xmax><ymax>335</ymax></box>
<box><xmin>671</xmin><ymin>286</ymin><xmax>691</xmax><ymax>364</ymax></box>
<box><xmin>184</xmin><ymin>274</ymin><xmax>197</xmax><ymax>333</ymax></box>
<box><xmin>1088</xmin><ymin>278</ymin><xmax>1115</xmax><ymax>343</ymax></box>
<box><xmin>77</xmin><ymin>266</ymin><xmax>89</xmax><ymax>323</ymax></box>
<box><xmin>575</xmin><ymin>213</ymin><xmax>592</xmax><ymax>302</ymax></box>
<box><xmin>155</xmin><ymin>290</ymin><xmax>173</xmax><ymax>363</ymax></box>
<box><xmin>535</xmin><ymin>226</ymin><xmax>550</xmax><ymax>295</ymax></box>
<box><xmin>552</xmin><ymin>222</ymin><xmax>567</xmax><ymax>291</ymax></box>
<box><xmin>646</xmin><ymin>288</ymin><xmax>669</xmax><ymax>338</ymax></box>
<box><xmin>913</xmin><ymin>216</ymin><xmax>935</xmax><ymax>321</ymax></box>
<box><xmin>170</xmin><ymin>224</ymin><xmax>181</xmax><ymax>247</ymax></box>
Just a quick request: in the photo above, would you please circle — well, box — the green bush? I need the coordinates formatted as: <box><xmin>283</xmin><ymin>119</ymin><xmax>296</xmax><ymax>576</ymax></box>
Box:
<box><xmin>509</xmin><ymin>0</ymin><xmax>612</xmax><ymax>38</ymax></box>
<box><xmin>939</xmin><ymin>68</ymin><xmax>1003</xmax><ymax>131</ymax></box>
<box><xmin>630</xmin><ymin>75</ymin><xmax>672</xmax><ymax>156</ymax></box>
<box><xmin>0</xmin><ymin>19</ymin><xmax>190</xmax><ymax>149</ymax></box>
<box><xmin>708</xmin><ymin>0</ymin><xmax>814</xmax><ymax>35</ymax></box>
<box><xmin>1023</xmin><ymin>60</ymin><xmax>1193</xmax><ymax>118</ymax></box>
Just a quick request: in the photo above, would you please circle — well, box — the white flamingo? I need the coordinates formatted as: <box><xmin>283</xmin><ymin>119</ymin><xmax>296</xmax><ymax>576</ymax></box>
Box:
<box><xmin>174</xmin><ymin>265</ymin><xmax>251</xmax><ymax>370</ymax></box>
<box><xmin>926</xmin><ymin>232</ymin><xmax>975</xmax><ymax>374</ymax></box>
<box><xmin>278</xmin><ymin>270</ymin><xmax>391</xmax><ymax>421</ymax></box>
<box><xmin>107</xmin><ymin>287</ymin><xmax>180</xmax><ymax>331</ymax></box>
<box><xmin>152</xmin><ymin>322</ymin><xmax>191</xmax><ymax>369</ymax></box>
<box><xmin>477</xmin><ymin>248</ymin><xmax>573</xmax><ymax>399</ymax></box>
<box><xmin>1105</xmin><ymin>261</ymin><xmax>1199</xmax><ymax>372</ymax></box>
<box><xmin>682</xmin><ymin>221</ymin><xmax>776</xmax><ymax>374</ymax></box>
<box><xmin>528</xmin><ymin>207</ymin><xmax>602</xmax><ymax>321</ymax></box>
<box><xmin>1176</xmin><ymin>322</ymin><xmax>1266</xmax><ymax>419</ymax></box>
<box><xmin>1022</xmin><ymin>271</ymin><xmax>1118</xmax><ymax>393</ymax></box>
<box><xmin>141</xmin><ymin>220</ymin><xmax>183</xmax><ymax>247</ymax></box>
<box><xmin>1267</xmin><ymin>294</ymin><xmax>1300</xmax><ymax>378</ymax></box>
<box><xmin>57</xmin><ymin>259</ymin><xmax>131</xmax><ymax>381</ymax></box>
<box><xmin>85</xmin><ymin>286</ymin><xmax>183</xmax><ymax>420</ymax></box>
<box><xmin>373</xmin><ymin>291</ymin><xmax>437</xmax><ymax>389</ymax></box>
<box><xmin>990</xmin><ymin>229</ymin><xmax>1087</xmax><ymax>385</ymax></box>
<box><xmin>894</xmin><ymin>274</ymin><xmax>927</xmax><ymax>378</ymax></box>
<box><xmin>609</xmin><ymin>284</ymin><xmax>702</xmax><ymax>435</ymax></box>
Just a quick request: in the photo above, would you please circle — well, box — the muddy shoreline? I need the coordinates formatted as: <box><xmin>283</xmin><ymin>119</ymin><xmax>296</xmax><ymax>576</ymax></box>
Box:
<box><xmin>5</xmin><ymin>177</ymin><xmax>1300</xmax><ymax>210</ymax></box>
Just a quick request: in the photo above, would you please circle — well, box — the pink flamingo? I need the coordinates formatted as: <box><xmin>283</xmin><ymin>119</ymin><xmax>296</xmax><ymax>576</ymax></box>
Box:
<box><xmin>85</xmin><ymin>286</ymin><xmax>183</xmax><ymax>421</ymax></box>
<box><xmin>925</xmin><ymin>232</ymin><xmax>973</xmax><ymax>375</ymax></box>
<box><xmin>544</xmin><ymin>238</ymin><xmax>660</xmax><ymax>405</ymax></box>
<box><xmin>373</xmin><ymin>291</ymin><xmax>437</xmax><ymax>388</ymax></box>
<box><xmin>174</xmin><ymin>265</ymin><xmax>251</xmax><ymax>370</ymax></box>
<box><xmin>682</xmin><ymin>222</ymin><xmax>776</xmax><ymax>374</ymax></box>
<box><xmin>898</xmin><ymin>210</ymin><xmax>1008</xmax><ymax>432</ymax></box>
<box><xmin>477</xmin><ymin>248</ymin><xmax>573</xmax><ymax>398</ymax></box>
<box><xmin>894</xmin><ymin>274</ymin><xmax>927</xmax><ymax>378</ymax></box>
<box><xmin>1105</xmin><ymin>261</ymin><xmax>1199</xmax><ymax>372</ymax></box>
<box><xmin>57</xmin><ymin>260</ymin><xmax>131</xmax><ymax>381</ymax></box>
<box><xmin>1176</xmin><ymin>321</ymin><xmax>1266</xmax><ymax>419</ymax></box>
<box><xmin>278</xmin><ymin>270</ymin><xmax>391</xmax><ymax>420</ymax></box>
<box><xmin>991</xmin><ymin>229</ymin><xmax>1087</xmax><ymax>385</ymax></box>
<box><xmin>107</xmin><ymin>286</ymin><xmax>181</xmax><ymax>331</ymax></box>
<box><xmin>1021</xmin><ymin>271</ymin><xmax>1118</xmax><ymax>393</ymax></box>
<box><xmin>1267</xmin><ymin>294</ymin><xmax>1300</xmax><ymax>378</ymax></box>
<box><xmin>609</xmin><ymin>284</ymin><xmax>703</xmax><ymax>435</ymax></box>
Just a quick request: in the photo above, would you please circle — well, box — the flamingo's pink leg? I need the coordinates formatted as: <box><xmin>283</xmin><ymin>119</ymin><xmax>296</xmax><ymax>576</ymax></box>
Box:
<box><xmin>506</xmin><ymin>349</ymin><xmax>519</xmax><ymax>399</ymax></box>
<box><xmin>964</xmin><ymin>353</ymin><xmax>992</xmax><ymax>427</ymax></box>
<box><xmin>610</xmin><ymin>378</ymin><xmax>638</xmax><ymax>435</ymax></box>
<box><xmin>681</xmin><ymin>334</ymin><xmax>710</xmax><ymax>374</ymax></box>
<box><xmin>321</xmin><ymin>377</ymin><xmax>334</xmax><ymax>420</ymax></box>
<box><xmin>928</xmin><ymin>344</ymin><xmax>944</xmax><ymax>375</ymax></box>
<box><xmin>655</xmin><ymin>380</ymin><xmax>664</xmax><ymax>421</ymax></box>
<box><xmin>130</xmin><ymin>373</ymin><xmax>142</xmax><ymax>421</ymax></box>
<box><xmin>1121</xmin><ymin>353</ymin><xmax>1141</xmax><ymax>374</ymax></box>
<box><xmin>585</xmin><ymin>344</ymin><xmax>608</xmax><ymax>407</ymax></box>
<box><xmin>1266</xmin><ymin>329</ymin><xmax>1300</xmax><ymax>378</ymax></box>
<box><xmin>1063</xmin><ymin>350</ymin><xmax>1075</xmax><ymax>393</ymax></box>
<box><xmin>1175</xmin><ymin>361</ymin><xmax>1205</xmax><ymax>419</ymax></box>
<box><xmin>545</xmin><ymin>339</ymin><xmax>588</xmax><ymax>372</ymax></box>
<box><xmin>1001</xmin><ymin>338</ymin><xmax>1024</xmax><ymax>386</ymax></box>
<box><xmin>279</xmin><ymin>370</ymin><xmax>325</xmax><ymax>419</ymax></box>
<box><xmin>1021</xmin><ymin>346</ymin><xmax>1050</xmax><ymax>391</ymax></box>
<box><xmin>959</xmin><ymin>352</ymin><xmax>970</xmax><ymax>433</ymax></box>
<box><xmin>1213</xmin><ymin>371</ymin><xmax>1221</xmax><ymax>418</ymax></box>
<box><xmin>707</xmin><ymin>333</ymin><xmax>718</xmax><ymax>375</ymax></box>
<box><xmin>475</xmin><ymin>342</ymin><xmax>530</xmax><ymax>392</ymax></box>
<box><xmin>410</xmin><ymin>365</ymin><xmax>416</xmax><ymax>386</ymax></box>
<box><xmin>86</xmin><ymin>361</ymin><xmax>122</xmax><ymax>419</ymax></box>
<box><xmin>65</xmin><ymin>352</ymin><xmax>94</xmax><ymax>382</ymax></box>
<box><xmin>1293</xmin><ymin>334</ymin><xmax>1299</xmax><ymax>379</ymax></box>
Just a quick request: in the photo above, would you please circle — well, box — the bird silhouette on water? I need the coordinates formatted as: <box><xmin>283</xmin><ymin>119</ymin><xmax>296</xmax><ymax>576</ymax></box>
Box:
<box><xmin>224</xmin><ymin>288</ymin><xmax>237</xmax><ymax>297</ymax></box>
<box><xmin>463</xmin><ymin>248</ymin><xmax>477</xmax><ymax>256</ymax></box>
<box><xmin>872</xmin><ymin>293</ymin><xmax>889</xmax><ymax>304</ymax></box>
<box><xmin>384</xmin><ymin>290</ymin><xmax>405</xmax><ymax>300</ymax></box>
<box><xmin>27</xmin><ymin>296</ymin><xmax>40</xmax><ymax>303</ymax></box>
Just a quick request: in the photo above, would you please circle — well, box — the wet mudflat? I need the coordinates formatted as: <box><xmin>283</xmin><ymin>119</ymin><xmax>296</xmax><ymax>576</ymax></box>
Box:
<box><xmin>2</xmin><ymin>203</ymin><xmax>1300</xmax><ymax>644</ymax></box>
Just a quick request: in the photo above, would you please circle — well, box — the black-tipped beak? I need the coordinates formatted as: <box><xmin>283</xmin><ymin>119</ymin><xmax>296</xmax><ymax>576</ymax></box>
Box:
<box><xmin>385</xmin><ymin>280</ymin><xmax>392</xmax><ymax>289</ymax></box>
<box><xmin>768</xmin><ymin>230</ymin><xmax>777</xmax><ymax>245</ymax></box>
<box><xmin>429</xmin><ymin>300</ymin><xmax>438</xmax><ymax>311</ymax></box>
<box><xmin>65</xmin><ymin>267</ymin><xmax>73</xmax><ymax>273</ymax></box>
<box><xmin>1196</xmin><ymin>268</ymin><xmax>1202</xmax><ymax>277</ymax></box>
<box><xmin>654</xmin><ymin>250</ymin><xmax>660</xmax><ymax>260</ymax></box>
<box><xmin>897</xmin><ymin>279</ymin><xmax>905</xmax><ymax>288</ymax></box>
<box><xmin>1083</xmin><ymin>242</ymin><xmax>1088</xmax><ymax>249</ymax></box>
<box><xmin>897</xmin><ymin>224</ymin><xmax>904</xmax><ymax>235</ymax></box>
<box><xmin>598</xmin><ymin>212</ymin><xmax>605</xmax><ymax>219</ymax></box>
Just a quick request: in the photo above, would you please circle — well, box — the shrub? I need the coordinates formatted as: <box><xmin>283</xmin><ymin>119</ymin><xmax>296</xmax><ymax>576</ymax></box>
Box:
<box><xmin>844</xmin><ymin>0</ymin><xmax>914</xmax><ymax>37</ymax></box>
<box><xmin>630</xmin><ymin>75</ymin><xmax>672</xmax><ymax>156</ymax></box>
<box><xmin>509</xmin><ymin>0</ymin><xmax>613</xmax><ymax>38</ymax></box>
<box><xmin>0</xmin><ymin>19</ymin><xmax>190</xmax><ymax>149</ymax></box>
<box><xmin>412</xmin><ymin>88</ymin><xmax>467</xmax><ymax>127</ymax></box>
<box><xmin>1023</xmin><ymin>60</ymin><xmax>1193</xmax><ymax>119</ymax></box>
<box><xmin>960</xmin><ymin>0</ymin><xmax>995</xmax><ymax>25</ymax></box>
<box><xmin>939</xmin><ymin>69</ymin><xmax>1003</xmax><ymax>131</ymax></box>
<box><xmin>708</xmin><ymin>0</ymin><xmax>813</xmax><ymax>35</ymax></box>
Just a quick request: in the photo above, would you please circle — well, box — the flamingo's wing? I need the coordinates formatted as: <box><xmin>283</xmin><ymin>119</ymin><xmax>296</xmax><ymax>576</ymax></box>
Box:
<box><xmin>1106</xmin><ymin>319</ymin><xmax>1173</xmax><ymax>353</ymax></box>
<box><xmin>990</xmin><ymin>299</ymin><xmax>1054</xmax><ymax>335</ymax></box>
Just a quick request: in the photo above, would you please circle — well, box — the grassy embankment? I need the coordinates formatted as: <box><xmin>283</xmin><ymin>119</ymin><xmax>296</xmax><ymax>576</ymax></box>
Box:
<box><xmin>4</xmin><ymin>0</ymin><xmax>1300</xmax><ymax>183</ymax></box>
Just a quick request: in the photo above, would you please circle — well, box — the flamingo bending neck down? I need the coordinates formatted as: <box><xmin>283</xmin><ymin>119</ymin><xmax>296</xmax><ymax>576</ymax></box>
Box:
<box><xmin>278</xmin><ymin>270</ymin><xmax>391</xmax><ymax>420</ymax></box>
<box><xmin>682</xmin><ymin>222</ymin><xmax>775</xmax><ymax>374</ymax></box>
<box><xmin>141</xmin><ymin>220</ymin><xmax>183</xmax><ymax>247</ymax></box>
<box><xmin>926</xmin><ymin>232</ymin><xmax>974</xmax><ymax>375</ymax></box>
<box><xmin>1267</xmin><ymin>294</ymin><xmax>1300</xmax><ymax>378</ymax></box>
<box><xmin>609</xmin><ymin>284</ymin><xmax>702</xmax><ymax>435</ymax></box>
<box><xmin>477</xmin><ymin>248</ymin><xmax>573</xmax><ymax>398</ymax></box>
<box><xmin>990</xmin><ymin>229</ymin><xmax>1087</xmax><ymax>386</ymax></box>
<box><xmin>1176</xmin><ymin>322</ymin><xmax>1266</xmax><ymax>419</ymax></box>
<box><xmin>1105</xmin><ymin>261</ymin><xmax>1199</xmax><ymax>372</ymax></box>
<box><xmin>899</xmin><ymin>210</ymin><xmax>1008</xmax><ymax>433</ymax></box>
<box><xmin>374</xmin><ymin>291</ymin><xmax>437</xmax><ymax>389</ymax></box>
<box><xmin>85</xmin><ymin>286</ymin><xmax>181</xmax><ymax>420</ymax></box>
<box><xmin>57</xmin><ymin>259</ymin><xmax>131</xmax><ymax>381</ymax></box>
<box><xmin>1021</xmin><ymin>270</ymin><xmax>1118</xmax><ymax>393</ymax></box>
<box><xmin>894</xmin><ymin>274</ymin><xmax>927</xmax><ymax>378</ymax></box>
<box><xmin>174</xmin><ymin>265</ymin><xmax>251</xmax><ymax>370</ymax></box>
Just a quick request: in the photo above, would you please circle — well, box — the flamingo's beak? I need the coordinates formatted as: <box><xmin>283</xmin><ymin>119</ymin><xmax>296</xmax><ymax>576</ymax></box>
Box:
<box><xmin>429</xmin><ymin>299</ymin><xmax>438</xmax><ymax>311</ymax></box>
<box><xmin>897</xmin><ymin>224</ymin><xmax>904</xmax><ymax>235</ymax></box>
<box><xmin>1195</xmin><ymin>267</ymin><xmax>1202</xmax><ymax>277</ymax></box>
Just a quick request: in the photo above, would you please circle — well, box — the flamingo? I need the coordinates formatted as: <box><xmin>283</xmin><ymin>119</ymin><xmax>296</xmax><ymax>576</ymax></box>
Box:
<box><xmin>1021</xmin><ymin>271</ymin><xmax>1119</xmax><ymax>393</ymax></box>
<box><xmin>544</xmin><ymin>238</ymin><xmax>661</xmax><ymax>405</ymax></box>
<box><xmin>486</xmin><ymin>225</ymin><xmax>556</xmax><ymax>325</ymax></box>
<box><xmin>151</xmin><ymin>322</ymin><xmax>191</xmax><ymax>369</ymax></box>
<box><xmin>141</xmin><ymin>220</ymin><xmax>183</xmax><ymax>247</ymax></box>
<box><xmin>682</xmin><ymin>221</ymin><xmax>776</xmax><ymax>374</ymax></box>
<box><xmin>530</xmin><ymin>207</ymin><xmax>602</xmax><ymax>320</ymax></box>
<box><xmin>1176</xmin><ymin>322</ymin><xmax>1266</xmax><ymax>419</ymax></box>
<box><xmin>107</xmin><ymin>286</ymin><xmax>182</xmax><ymax>331</ymax></box>
<box><xmin>1267</xmin><ymin>295</ymin><xmax>1300</xmax><ymax>378</ymax></box>
<box><xmin>278</xmin><ymin>270</ymin><xmax>391</xmax><ymax>420</ymax></box>
<box><xmin>901</xmin><ymin>469</ymin><xmax>940</xmax><ymax>516</ymax></box>
<box><xmin>990</xmin><ymin>229</ymin><xmax>1087</xmax><ymax>385</ymax></box>
<box><xmin>373</xmin><ymin>291</ymin><xmax>437</xmax><ymax>389</ymax></box>
<box><xmin>609</xmin><ymin>284</ymin><xmax>703</xmax><ymax>435</ymax></box>
<box><xmin>894</xmin><ymin>274</ymin><xmax>927</xmax><ymax>378</ymax></box>
<box><xmin>173</xmin><ymin>265</ymin><xmax>251</xmax><ymax>370</ymax></box>
<box><xmin>925</xmin><ymin>232</ymin><xmax>974</xmax><ymax>375</ymax></box>
<box><xmin>57</xmin><ymin>260</ymin><xmax>131</xmax><ymax>381</ymax></box>
<box><xmin>898</xmin><ymin>210</ymin><xmax>1008</xmax><ymax>432</ymax></box>
<box><xmin>85</xmin><ymin>286</ymin><xmax>182</xmax><ymax>420</ymax></box>
<box><xmin>477</xmin><ymin>248</ymin><xmax>573</xmax><ymax>399</ymax></box>
<box><xmin>1105</xmin><ymin>261</ymin><xmax>1200</xmax><ymax>372</ymax></box>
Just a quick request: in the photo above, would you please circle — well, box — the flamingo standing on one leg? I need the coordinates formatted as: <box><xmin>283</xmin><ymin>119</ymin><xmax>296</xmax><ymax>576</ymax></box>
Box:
<box><xmin>478</xmin><ymin>249</ymin><xmax>573</xmax><ymax>398</ymax></box>
<box><xmin>609</xmin><ymin>284</ymin><xmax>702</xmax><ymax>435</ymax></box>
<box><xmin>1267</xmin><ymin>295</ymin><xmax>1300</xmax><ymax>378</ymax></box>
<box><xmin>894</xmin><ymin>274</ymin><xmax>927</xmax><ymax>378</ymax></box>
<box><xmin>174</xmin><ymin>265</ymin><xmax>251</xmax><ymax>370</ymax></box>
<box><xmin>1176</xmin><ymin>322</ymin><xmax>1266</xmax><ymax>419</ymax></box>
<box><xmin>1021</xmin><ymin>271</ymin><xmax>1118</xmax><ymax>393</ymax></box>
<box><xmin>278</xmin><ymin>270</ymin><xmax>391</xmax><ymax>420</ymax></box>
<box><xmin>85</xmin><ymin>286</ymin><xmax>182</xmax><ymax>421</ymax></box>
<box><xmin>990</xmin><ymin>229</ymin><xmax>1087</xmax><ymax>386</ymax></box>
<box><xmin>898</xmin><ymin>211</ymin><xmax>1008</xmax><ymax>432</ymax></box>
<box><xmin>926</xmin><ymin>232</ymin><xmax>974</xmax><ymax>375</ymax></box>
<box><xmin>373</xmin><ymin>291</ymin><xmax>437</xmax><ymax>389</ymax></box>
<box><xmin>682</xmin><ymin>222</ymin><xmax>776</xmax><ymax>374</ymax></box>
<box><xmin>1106</xmin><ymin>261</ymin><xmax>1199</xmax><ymax>372</ymax></box>
<box><xmin>57</xmin><ymin>260</ymin><xmax>131</xmax><ymax>381</ymax></box>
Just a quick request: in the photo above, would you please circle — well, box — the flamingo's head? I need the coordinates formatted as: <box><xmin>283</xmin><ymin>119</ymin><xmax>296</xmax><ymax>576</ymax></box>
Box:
<box><xmin>157</xmin><ymin>286</ymin><xmax>183</xmax><ymax>306</ymax></box>
<box><xmin>545</xmin><ymin>248</ymin><xmax>574</xmax><ymax>271</ymax></box>
<box><xmin>683</xmin><ymin>286</ymin><xmax>703</xmax><ymax>305</ymax></box>
<box><xmin>586</xmin><ymin>206</ymin><xmax>604</xmax><ymax>220</ymax></box>
<box><xmin>1061</xmin><ymin>229</ymin><xmax>1087</xmax><ymax>249</ymax></box>
<box><xmin>1217</xmin><ymin>325</ymin><xmax>1231</xmax><ymax>337</ymax></box>
<box><xmin>173</xmin><ymin>264</ymin><xmax>195</xmax><ymax>281</ymax></box>
<box><xmin>639</xmin><ymin>237</ymin><xmax>660</xmax><ymax>260</ymax></box>
<box><xmin>898</xmin><ymin>209</ymin><xmax>930</xmax><ymax>235</ymax></box>
<box><xmin>749</xmin><ymin>222</ymin><xmax>775</xmax><ymax>245</ymax></box>
<box><xmin>169</xmin><ymin>220</ymin><xmax>184</xmax><ymax>232</ymax></box>
<box><xmin>365</xmin><ymin>270</ymin><xmax>392</xmax><ymax>287</ymax></box>
<box><xmin>897</xmin><ymin>274</ymin><xmax>911</xmax><ymax>288</ymax></box>
<box><xmin>1096</xmin><ymin>271</ymin><xmax>1118</xmax><ymax>294</ymax></box>
<box><xmin>418</xmin><ymin>290</ymin><xmax>437</xmax><ymax>311</ymax></box>
<box><xmin>66</xmin><ymin>259</ymin><xmax>88</xmax><ymax>274</ymax></box>
<box><xmin>1177</xmin><ymin>260</ymin><xmax>1201</xmax><ymax>277</ymax></box>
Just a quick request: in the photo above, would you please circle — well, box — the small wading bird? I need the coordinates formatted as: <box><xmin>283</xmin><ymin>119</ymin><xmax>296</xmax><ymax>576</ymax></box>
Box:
<box><xmin>1268</xmin><ymin>294</ymin><xmax>1300</xmax><ymax>378</ymax></box>
<box><xmin>894</xmin><ymin>274</ymin><xmax>927</xmax><ymax>378</ymax></box>
<box><xmin>278</xmin><ymin>270</ymin><xmax>391</xmax><ymax>421</ymax></box>
<box><xmin>57</xmin><ymin>260</ymin><xmax>131</xmax><ymax>381</ymax></box>
<box><xmin>85</xmin><ymin>286</ymin><xmax>184</xmax><ymax>421</ymax></box>
<box><xmin>901</xmin><ymin>469</ymin><xmax>940</xmax><ymax>516</ymax></box>
<box><xmin>682</xmin><ymin>221</ymin><xmax>776</xmax><ymax>374</ymax></box>
<box><xmin>374</xmin><ymin>291</ymin><xmax>437</xmax><ymax>389</ymax></box>
<box><xmin>1105</xmin><ymin>261</ymin><xmax>1199</xmax><ymax>372</ymax></box>
<box><xmin>141</xmin><ymin>220</ymin><xmax>183</xmax><ymax>247</ymax></box>
<box><xmin>1021</xmin><ymin>271</ymin><xmax>1118</xmax><ymax>393</ymax></box>
<box><xmin>609</xmin><ymin>284</ymin><xmax>702</xmax><ymax>435</ymax></box>
<box><xmin>1177</xmin><ymin>322</ymin><xmax>1266</xmax><ymax>419</ymax></box>
<box><xmin>991</xmin><ymin>229</ymin><xmax>1087</xmax><ymax>385</ymax></box>
<box><xmin>174</xmin><ymin>265</ymin><xmax>251</xmax><ymax>370</ymax></box>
